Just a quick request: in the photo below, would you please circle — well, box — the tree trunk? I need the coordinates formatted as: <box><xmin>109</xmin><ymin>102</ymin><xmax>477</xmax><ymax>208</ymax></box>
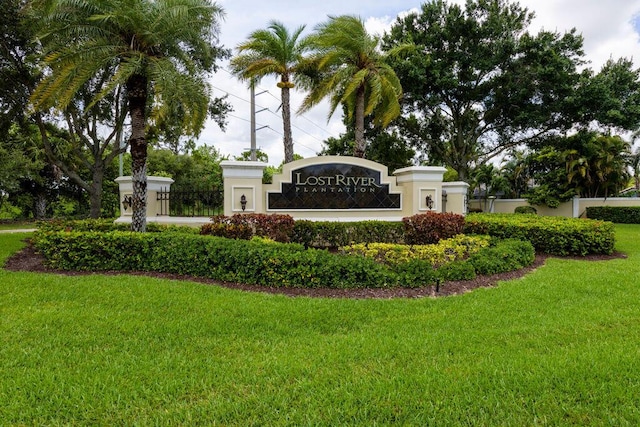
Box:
<box><xmin>281</xmin><ymin>84</ymin><xmax>294</xmax><ymax>163</ymax></box>
<box><xmin>33</xmin><ymin>192</ymin><xmax>47</xmax><ymax>220</ymax></box>
<box><xmin>353</xmin><ymin>86</ymin><xmax>366</xmax><ymax>158</ymax></box>
<box><xmin>89</xmin><ymin>165</ymin><xmax>103</xmax><ymax>219</ymax></box>
<box><xmin>127</xmin><ymin>74</ymin><xmax>148</xmax><ymax>232</ymax></box>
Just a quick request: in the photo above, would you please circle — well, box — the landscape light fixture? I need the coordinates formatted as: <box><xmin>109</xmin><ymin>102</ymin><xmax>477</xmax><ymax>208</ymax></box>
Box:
<box><xmin>425</xmin><ymin>195</ymin><xmax>434</xmax><ymax>210</ymax></box>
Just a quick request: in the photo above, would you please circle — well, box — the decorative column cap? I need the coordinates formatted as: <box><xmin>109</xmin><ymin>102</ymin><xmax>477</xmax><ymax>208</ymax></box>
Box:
<box><xmin>220</xmin><ymin>161</ymin><xmax>267</xmax><ymax>179</ymax></box>
<box><xmin>394</xmin><ymin>166</ymin><xmax>448</xmax><ymax>184</ymax></box>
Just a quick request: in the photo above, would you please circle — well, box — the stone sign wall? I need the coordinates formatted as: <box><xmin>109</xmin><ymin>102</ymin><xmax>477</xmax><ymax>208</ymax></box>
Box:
<box><xmin>221</xmin><ymin>156</ymin><xmax>469</xmax><ymax>221</ymax></box>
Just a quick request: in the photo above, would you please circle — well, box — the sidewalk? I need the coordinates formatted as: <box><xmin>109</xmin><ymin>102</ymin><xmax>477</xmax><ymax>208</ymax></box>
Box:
<box><xmin>0</xmin><ymin>229</ymin><xmax>37</xmax><ymax>233</ymax></box>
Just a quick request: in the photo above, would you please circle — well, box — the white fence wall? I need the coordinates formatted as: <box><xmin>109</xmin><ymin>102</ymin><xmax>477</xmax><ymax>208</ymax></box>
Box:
<box><xmin>469</xmin><ymin>197</ymin><xmax>640</xmax><ymax>218</ymax></box>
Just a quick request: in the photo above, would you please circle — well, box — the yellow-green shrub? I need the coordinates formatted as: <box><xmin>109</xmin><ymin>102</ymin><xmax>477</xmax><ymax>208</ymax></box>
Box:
<box><xmin>341</xmin><ymin>234</ymin><xmax>491</xmax><ymax>267</ymax></box>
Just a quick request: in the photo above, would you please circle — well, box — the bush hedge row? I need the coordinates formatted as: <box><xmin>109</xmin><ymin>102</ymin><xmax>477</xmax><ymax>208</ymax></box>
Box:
<box><xmin>32</xmin><ymin>231</ymin><xmax>534</xmax><ymax>290</ymax></box>
<box><xmin>586</xmin><ymin>206</ymin><xmax>640</xmax><ymax>224</ymax></box>
<box><xmin>341</xmin><ymin>234</ymin><xmax>491</xmax><ymax>267</ymax></box>
<box><xmin>202</xmin><ymin>212</ymin><xmax>465</xmax><ymax>248</ymax></box>
<box><xmin>292</xmin><ymin>220</ymin><xmax>406</xmax><ymax>247</ymax></box>
<box><xmin>463</xmin><ymin>213</ymin><xmax>615</xmax><ymax>255</ymax></box>
<box><xmin>37</xmin><ymin>219</ymin><xmax>199</xmax><ymax>234</ymax></box>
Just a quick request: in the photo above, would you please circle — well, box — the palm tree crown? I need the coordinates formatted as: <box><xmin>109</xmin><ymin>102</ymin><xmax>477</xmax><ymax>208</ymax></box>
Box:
<box><xmin>231</xmin><ymin>21</ymin><xmax>311</xmax><ymax>163</ymax></box>
<box><xmin>31</xmin><ymin>0</ymin><xmax>225</xmax><ymax>231</ymax></box>
<box><xmin>299</xmin><ymin>15</ymin><xmax>403</xmax><ymax>158</ymax></box>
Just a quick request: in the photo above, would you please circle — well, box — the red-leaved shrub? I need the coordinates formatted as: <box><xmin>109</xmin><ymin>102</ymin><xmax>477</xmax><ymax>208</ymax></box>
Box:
<box><xmin>402</xmin><ymin>211</ymin><xmax>465</xmax><ymax>244</ymax></box>
<box><xmin>202</xmin><ymin>214</ymin><xmax>295</xmax><ymax>242</ymax></box>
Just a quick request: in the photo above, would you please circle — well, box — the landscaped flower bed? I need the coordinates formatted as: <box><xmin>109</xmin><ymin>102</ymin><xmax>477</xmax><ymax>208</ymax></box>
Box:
<box><xmin>32</xmin><ymin>211</ymin><xmax>613</xmax><ymax>290</ymax></box>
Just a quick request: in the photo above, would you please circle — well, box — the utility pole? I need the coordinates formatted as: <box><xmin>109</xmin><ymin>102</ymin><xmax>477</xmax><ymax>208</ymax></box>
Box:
<box><xmin>250</xmin><ymin>80</ymin><xmax>268</xmax><ymax>161</ymax></box>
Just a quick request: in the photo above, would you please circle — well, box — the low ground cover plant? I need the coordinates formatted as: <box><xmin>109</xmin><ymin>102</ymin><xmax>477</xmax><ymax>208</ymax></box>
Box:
<box><xmin>463</xmin><ymin>213</ymin><xmax>615</xmax><ymax>255</ymax></box>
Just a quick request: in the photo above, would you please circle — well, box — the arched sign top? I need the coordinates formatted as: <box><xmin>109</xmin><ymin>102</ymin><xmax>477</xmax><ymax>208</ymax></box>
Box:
<box><xmin>267</xmin><ymin>156</ymin><xmax>401</xmax><ymax>211</ymax></box>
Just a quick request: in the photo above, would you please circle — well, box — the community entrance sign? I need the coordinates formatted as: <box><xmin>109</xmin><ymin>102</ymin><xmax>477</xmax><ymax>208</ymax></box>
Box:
<box><xmin>220</xmin><ymin>156</ymin><xmax>469</xmax><ymax>221</ymax></box>
<box><xmin>267</xmin><ymin>162</ymin><xmax>401</xmax><ymax>210</ymax></box>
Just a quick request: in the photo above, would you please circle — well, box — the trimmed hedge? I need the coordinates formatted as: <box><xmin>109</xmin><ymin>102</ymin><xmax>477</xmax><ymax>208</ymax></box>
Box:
<box><xmin>32</xmin><ymin>230</ymin><xmax>535</xmax><ymax>290</ymax></box>
<box><xmin>33</xmin><ymin>231</ymin><xmax>396</xmax><ymax>289</ymax></box>
<box><xmin>463</xmin><ymin>213</ymin><xmax>615</xmax><ymax>255</ymax></box>
<box><xmin>37</xmin><ymin>219</ymin><xmax>199</xmax><ymax>234</ymax></box>
<box><xmin>468</xmin><ymin>239</ymin><xmax>535</xmax><ymax>275</ymax></box>
<box><xmin>292</xmin><ymin>220</ymin><xmax>405</xmax><ymax>248</ymax></box>
<box><xmin>514</xmin><ymin>206</ymin><xmax>537</xmax><ymax>214</ymax></box>
<box><xmin>586</xmin><ymin>206</ymin><xmax>640</xmax><ymax>224</ymax></box>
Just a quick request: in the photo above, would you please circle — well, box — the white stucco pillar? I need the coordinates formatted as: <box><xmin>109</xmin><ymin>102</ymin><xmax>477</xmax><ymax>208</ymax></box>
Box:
<box><xmin>115</xmin><ymin>176</ymin><xmax>174</xmax><ymax>218</ymax></box>
<box><xmin>441</xmin><ymin>182</ymin><xmax>470</xmax><ymax>215</ymax></box>
<box><xmin>394</xmin><ymin>166</ymin><xmax>448</xmax><ymax>215</ymax></box>
<box><xmin>220</xmin><ymin>161</ymin><xmax>267</xmax><ymax>216</ymax></box>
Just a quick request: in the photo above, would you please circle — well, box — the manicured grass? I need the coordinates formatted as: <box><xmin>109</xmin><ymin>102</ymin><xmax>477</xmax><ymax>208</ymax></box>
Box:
<box><xmin>1</xmin><ymin>227</ymin><xmax>640</xmax><ymax>425</ymax></box>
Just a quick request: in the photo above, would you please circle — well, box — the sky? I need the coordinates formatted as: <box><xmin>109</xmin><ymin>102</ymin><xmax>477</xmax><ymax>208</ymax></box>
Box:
<box><xmin>198</xmin><ymin>0</ymin><xmax>640</xmax><ymax>166</ymax></box>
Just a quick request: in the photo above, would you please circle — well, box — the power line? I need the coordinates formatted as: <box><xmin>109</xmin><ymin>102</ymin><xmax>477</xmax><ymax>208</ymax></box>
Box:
<box><xmin>217</xmin><ymin>67</ymin><xmax>335</xmax><ymax>136</ymax></box>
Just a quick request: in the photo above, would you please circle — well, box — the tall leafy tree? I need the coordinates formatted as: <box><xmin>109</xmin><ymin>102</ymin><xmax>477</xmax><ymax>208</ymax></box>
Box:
<box><xmin>231</xmin><ymin>21</ymin><xmax>311</xmax><ymax>163</ymax></box>
<box><xmin>574</xmin><ymin>58</ymin><xmax>640</xmax><ymax>133</ymax></box>
<box><xmin>300</xmin><ymin>15</ymin><xmax>404</xmax><ymax>158</ymax></box>
<box><xmin>383</xmin><ymin>0</ymin><xmax>584</xmax><ymax>179</ymax></box>
<box><xmin>30</xmin><ymin>0</ymin><xmax>226</xmax><ymax>231</ymax></box>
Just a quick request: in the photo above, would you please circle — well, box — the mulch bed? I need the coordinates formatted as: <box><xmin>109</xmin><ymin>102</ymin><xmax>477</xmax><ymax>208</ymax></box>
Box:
<box><xmin>3</xmin><ymin>240</ymin><xmax>627</xmax><ymax>299</ymax></box>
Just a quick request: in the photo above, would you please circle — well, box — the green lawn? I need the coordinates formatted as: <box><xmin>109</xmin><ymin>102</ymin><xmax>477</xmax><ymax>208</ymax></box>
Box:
<box><xmin>1</xmin><ymin>226</ymin><xmax>640</xmax><ymax>425</ymax></box>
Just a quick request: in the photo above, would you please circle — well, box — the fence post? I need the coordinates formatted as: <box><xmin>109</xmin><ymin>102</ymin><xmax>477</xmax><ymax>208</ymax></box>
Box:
<box><xmin>573</xmin><ymin>196</ymin><xmax>580</xmax><ymax>218</ymax></box>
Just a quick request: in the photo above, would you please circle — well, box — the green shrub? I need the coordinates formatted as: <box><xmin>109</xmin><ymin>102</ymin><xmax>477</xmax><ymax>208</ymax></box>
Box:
<box><xmin>435</xmin><ymin>260</ymin><xmax>477</xmax><ymax>282</ymax></box>
<box><xmin>292</xmin><ymin>220</ymin><xmax>405</xmax><ymax>248</ymax></box>
<box><xmin>514</xmin><ymin>206</ymin><xmax>537</xmax><ymax>214</ymax></box>
<box><xmin>402</xmin><ymin>212</ymin><xmax>465</xmax><ymax>245</ymax></box>
<box><xmin>37</xmin><ymin>219</ymin><xmax>199</xmax><ymax>234</ymax></box>
<box><xmin>464</xmin><ymin>213</ymin><xmax>615</xmax><ymax>255</ymax></box>
<box><xmin>33</xmin><ymin>230</ymin><xmax>398</xmax><ymax>289</ymax></box>
<box><xmin>586</xmin><ymin>206</ymin><xmax>640</xmax><ymax>224</ymax></box>
<box><xmin>33</xmin><ymin>230</ymin><xmax>535</xmax><ymax>290</ymax></box>
<box><xmin>468</xmin><ymin>239</ymin><xmax>535</xmax><ymax>275</ymax></box>
<box><xmin>391</xmin><ymin>259</ymin><xmax>439</xmax><ymax>288</ymax></box>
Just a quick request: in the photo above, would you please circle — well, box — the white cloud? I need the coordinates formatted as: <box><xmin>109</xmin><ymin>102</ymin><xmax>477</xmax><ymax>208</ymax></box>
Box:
<box><xmin>199</xmin><ymin>0</ymin><xmax>640</xmax><ymax>166</ymax></box>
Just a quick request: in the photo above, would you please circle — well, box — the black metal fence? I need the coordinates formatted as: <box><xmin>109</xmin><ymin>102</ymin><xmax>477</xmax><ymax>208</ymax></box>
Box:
<box><xmin>157</xmin><ymin>186</ymin><xmax>224</xmax><ymax>217</ymax></box>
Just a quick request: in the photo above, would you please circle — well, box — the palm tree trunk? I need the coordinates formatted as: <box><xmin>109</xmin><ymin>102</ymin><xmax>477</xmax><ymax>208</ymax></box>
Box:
<box><xmin>127</xmin><ymin>74</ymin><xmax>148</xmax><ymax>232</ymax></box>
<box><xmin>281</xmin><ymin>85</ymin><xmax>294</xmax><ymax>163</ymax></box>
<box><xmin>353</xmin><ymin>86</ymin><xmax>366</xmax><ymax>158</ymax></box>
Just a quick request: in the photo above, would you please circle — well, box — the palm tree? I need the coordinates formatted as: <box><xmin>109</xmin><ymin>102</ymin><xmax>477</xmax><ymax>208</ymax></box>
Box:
<box><xmin>566</xmin><ymin>134</ymin><xmax>630</xmax><ymax>198</ymax></box>
<box><xmin>629</xmin><ymin>147</ymin><xmax>640</xmax><ymax>196</ymax></box>
<box><xmin>299</xmin><ymin>15</ymin><xmax>404</xmax><ymax>158</ymax></box>
<box><xmin>230</xmin><ymin>21</ymin><xmax>311</xmax><ymax>164</ymax></box>
<box><xmin>30</xmin><ymin>0</ymin><xmax>225</xmax><ymax>232</ymax></box>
